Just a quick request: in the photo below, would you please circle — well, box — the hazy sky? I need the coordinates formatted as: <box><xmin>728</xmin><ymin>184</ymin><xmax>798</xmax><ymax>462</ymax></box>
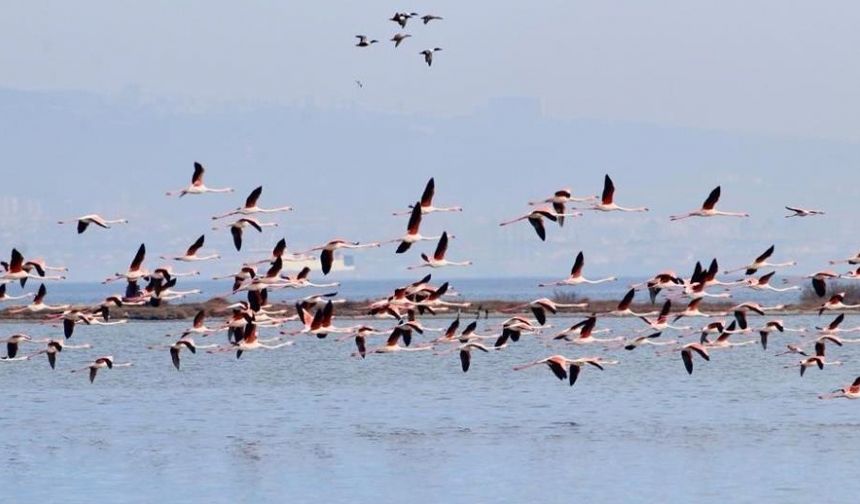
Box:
<box><xmin>1</xmin><ymin>2</ymin><xmax>859</xmax><ymax>283</ymax></box>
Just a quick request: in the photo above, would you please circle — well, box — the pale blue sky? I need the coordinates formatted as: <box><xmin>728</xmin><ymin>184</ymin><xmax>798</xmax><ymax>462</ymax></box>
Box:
<box><xmin>0</xmin><ymin>2</ymin><xmax>858</xmax><ymax>281</ymax></box>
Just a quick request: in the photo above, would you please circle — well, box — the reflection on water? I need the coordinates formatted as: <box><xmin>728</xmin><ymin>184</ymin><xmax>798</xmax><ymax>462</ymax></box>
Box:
<box><xmin>1</xmin><ymin>315</ymin><xmax>859</xmax><ymax>503</ymax></box>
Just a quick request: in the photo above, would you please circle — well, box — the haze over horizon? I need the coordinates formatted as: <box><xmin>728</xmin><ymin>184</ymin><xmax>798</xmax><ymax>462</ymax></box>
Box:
<box><xmin>1</xmin><ymin>2</ymin><xmax>859</xmax><ymax>283</ymax></box>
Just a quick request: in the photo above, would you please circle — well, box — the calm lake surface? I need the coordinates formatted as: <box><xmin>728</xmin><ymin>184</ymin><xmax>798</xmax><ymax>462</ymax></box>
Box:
<box><xmin>2</xmin><ymin>314</ymin><xmax>859</xmax><ymax>503</ymax></box>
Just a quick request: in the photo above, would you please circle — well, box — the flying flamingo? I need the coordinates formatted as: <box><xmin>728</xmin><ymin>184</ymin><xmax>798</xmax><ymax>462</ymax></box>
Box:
<box><xmin>212</xmin><ymin>186</ymin><xmax>293</xmax><ymax>220</ymax></box>
<box><xmin>624</xmin><ymin>332</ymin><xmax>677</xmax><ymax>351</ymax></box>
<box><xmin>213</xmin><ymin>217</ymin><xmax>278</xmax><ymax>252</ymax></box>
<box><xmin>529</xmin><ymin>188</ymin><xmax>597</xmax><ymax>226</ymax></box>
<box><xmin>211</xmin><ymin>322</ymin><xmax>293</xmax><ymax>359</ymax></box>
<box><xmin>27</xmin><ymin>339</ymin><xmax>92</xmax><ymax>369</ymax></box>
<box><xmin>724</xmin><ymin>245</ymin><xmax>796</xmax><ymax>275</ymax></box>
<box><xmin>740</xmin><ymin>272</ymin><xmax>800</xmax><ymax>292</ymax></box>
<box><xmin>386</xmin><ymin>203</ymin><xmax>443</xmax><ymax>254</ymax></box>
<box><xmin>58</xmin><ymin>214</ymin><xmax>128</xmax><ymax>234</ymax></box>
<box><xmin>355</xmin><ymin>35</ymin><xmax>378</xmax><ymax>47</ymax></box>
<box><xmin>71</xmin><ymin>356</ymin><xmax>133</xmax><ymax>383</ymax></box>
<box><xmin>1</xmin><ymin>249</ymin><xmax>66</xmax><ymax>283</ymax></box>
<box><xmin>103</xmin><ymin>244</ymin><xmax>148</xmax><ymax>284</ymax></box>
<box><xmin>356</xmin><ymin>327</ymin><xmax>433</xmax><ymax>356</ymax></box>
<box><xmin>588</xmin><ymin>175</ymin><xmax>648</xmax><ymax>212</ymax></box>
<box><xmin>815</xmin><ymin>314</ymin><xmax>860</xmax><ymax>335</ymax></box>
<box><xmin>538</xmin><ymin>251</ymin><xmax>617</xmax><ymax>287</ymax></box>
<box><xmin>7</xmin><ymin>284</ymin><xmax>69</xmax><ymax>313</ymax></box>
<box><xmin>505</xmin><ymin>297</ymin><xmax>588</xmax><ymax>325</ymax></box>
<box><xmin>393</xmin><ymin>178</ymin><xmax>463</xmax><ymax>216</ymax></box>
<box><xmin>819</xmin><ymin>377</ymin><xmax>860</xmax><ymax>400</ymax></box>
<box><xmin>408</xmin><ymin>232</ymin><xmax>472</xmax><ymax>270</ymax></box>
<box><xmin>757</xmin><ymin>320</ymin><xmax>805</xmax><ymax>350</ymax></box>
<box><xmin>830</xmin><ymin>251</ymin><xmax>860</xmax><ymax>266</ymax></box>
<box><xmin>500</xmin><ymin>207</ymin><xmax>580</xmax><ymax>242</ymax></box>
<box><xmin>513</xmin><ymin>355</ymin><xmax>615</xmax><ymax>387</ymax></box>
<box><xmin>807</xmin><ymin>270</ymin><xmax>840</xmax><ymax>298</ymax></box>
<box><xmin>842</xmin><ymin>266</ymin><xmax>860</xmax><ymax>279</ymax></box>
<box><xmin>166</xmin><ymin>162</ymin><xmax>234</xmax><ymax>197</ymax></box>
<box><xmin>552</xmin><ymin>316</ymin><xmax>620</xmax><ymax>344</ymax></box>
<box><xmin>680</xmin><ymin>343</ymin><xmax>711</xmax><ymax>375</ymax></box>
<box><xmin>161</xmin><ymin>235</ymin><xmax>220</xmax><ymax>262</ymax></box>
<box><xmin>608</xmin><ymin>288</ymin><xmax>659</xmax><ymax>317</ymax></box>
<box><xmin>455</xmin><ymin>342</ymin><xmax>491</xmax><ymax>373</ymax></box>
<box><xmin>785</xmin><ymin>206</ymin><xmax>824</xmax><ymax>218</ymax></box>
<box><xmin>638</xmin><ymin>300</ymin><xmax>691</xmax><ymax>332</ymax></box>
<box><xmin>0</xmin><ymin>283</ymin><xmax>33</xmax><ymax>302</ymax></box>
<box><xmin>818</xmin><ymin>293</ymin><xmax>860</xmax><ymax>316</ymax></box>
<box><xmin>301</xmin><ymin>239</ymin><xmax>380</xmax><ymax>275</ymax></box>
<box><xmin>792</xmin><ymin>342</ymin><xmax>842</xmax><ymax>377</ymax></box>
<box><xmin>280</xmin><ymin>267</ymin><xmax>341</xmax><ymax>289</ymax></box>
<box><xmin>672</xmin><ymin>298</ymin><xmax>727</xmax><ymax>322</ymax></box>
<box><xmin>670</xmin><ymin>186</ymin><xmax>749</xmax><ymax>221</ymax></box>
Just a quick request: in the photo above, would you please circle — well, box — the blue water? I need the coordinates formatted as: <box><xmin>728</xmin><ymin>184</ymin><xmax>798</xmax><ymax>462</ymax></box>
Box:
<box><xmin>2</xmin><ymin>313</ymin><xmax>859</xmax><ymax>503</ymax></box>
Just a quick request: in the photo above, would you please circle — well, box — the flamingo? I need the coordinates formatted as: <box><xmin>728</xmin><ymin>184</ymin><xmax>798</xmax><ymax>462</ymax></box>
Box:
<box><xmin>213</xmin><ymin>217</ymin><xmax>278</xmax><ymax>252</ymax></box>
<box><xmin>103</xmin><ymin>243</ymin><xmax>148</xmax><ymax>284</ymax></box>
<box><xmin>785</xmin><ymin>206</ymin><xmax>824</xmax><ymax>218</ymax></box>
<box><xmin>0</xmin><ymin>283</ymin><xmax>34</xmax><ymax>302</ymax></box>
<box><xmin>3</xmin><ymin>334</ymin><xmax>39</xmax><ymax>359</ymax></box>
<box><xmin>499</xmin><ymin>207</ymin><xmax>579</xmax><ymax>242</ymax></box>
<box><xmin>212</xmin><ymin>186</ymin><xmax>293</xmax><ymax>220</ymax></box>
<box><xmin>819</xmin><ymin>377</ymin><xmax>860</xmax><ymax>400</ymax></box>
<box><xmin>394</xmin><ymin>179</ymin><xmax>464</xmax><ymax>216</ymax></box>
<box><xmin>513</xmin><ymin>355</ymin><xmax>615</xmax><ymax>387</ymax></box>
<box><xmin>638</xmin><ymin>300</ymin><xmax>691</xmax><ymax>332</ymax></box>
<box><xmin>357</xmin><ymin>327</ymin><xmax>433</xmax><ymax>356</ymax></box>
<box><xmin>539</xmin><ymin>251</ymin><xmax>617</xmax><ymax>287</ymax></box>
<box><xmin>420</xmin><ymin>48</ymin><xmax>442</xmax><ymax>66</ymax></box>
<box><xmin>830</xmin><ymin>251</ymin><xmax>860</xmax><ymax>266</ymax></box>
<box><xmin>58</xmin><ymin>214</ymin><xmax>128</xmax><ymax>234</ymax></box>
<box><xmin>608</xmin><ymin>288</ymin><xmax>659</xmax><ymax>317</ymax></box>
<box><xmin>588</xmin><ymin>175</ymin><xmax>648</xmax><ymax>212</ymax></box>
<box><xmin>670</xmin><ymin>186</ymin><xmax>749</xmax><ymax>220</ymax></box>
<box><xmin>739</xmin><ymin>272</ymin><xmax>799</xmax><ymax>292</ymax></box>
<box><xmin>815</xmin><ymin>314</ymin><xmax>860</xmax><ymax>335</ymax></box>
<box><xmin>355</xmin><ymin>35</ymin><xmax>378</xmax><ymax>47</ymax></box>
<box><xmin>818</xmin><ymin>293</ymin><xmax>860</xmax><ymax>316</ymax></box>
<box><xmin>757</xmin><ymin>320</ymin><xmax>805</xmax><ymax>350</ymax></box>
<box><xmin>504</xmin><ymin>297</ymin><xmax>588</xmax><ymax>325</ymax></box>
<box><xmin>386</xmin><ymin>203</ymin><xmax>442</xmax><ymax>254</ymax></box>
<box><xmin>161</xmin><ymin>235</ymin><xmax>220</xmax><ymax>262</ymax></box>
<box><xmin>211</xmin><ymin>322</ymin><xmax>293</xmax><ymax>359</ymax></box>
<box><xmin>165</xmin><ymin>310</ymin><xmax>225</xmax><ymax>338</ymax></box>
<box><xmin>454</xmin><ymin>342</ymin><xmax>491</xmax><ymax>373</ymax></box>
<box><xmin>7</xmin><ymin>284</ymin><xmax>69</xmax><ymax>313</ymax></box>
<box><xmin>794</xmin><ymin>342</ymin><xmax>842</xmax><ymax>377</ymax></box>
<box><xmin>302</xmin><ymin>239</ymin><xmax>380</xmax><ymax>275</ymax></box>
<box><xmin>1</xmin><ymin>249</ymin><xmax>66</xmax><ymax>283</ymax></box>
<box><xmin>166</xmin><ymin>162</ymin><xmax>234</xmax><ymax>197</ymax></box>
<box><xmin>71</xmin><ymin>356</ymin><xmax>133</xmax><ymax>383</ymax></box>
<box><xmin>408</xmin><ymin>232</ymin><xmax>472</xmax><ymax>270</ymax></box>
<box><xmin>27</xmin><ymin>339</ymin><xmax>92</xmax><ymax>369</ymax></box>
<box><xmin>724</xmin><ymin>245</ymin><xmax>796</xmax><ymax>275</ymax></box>
<box><xmin>552</xmin><ymin>316</ymin><xmax>620</xmax><ymax>344</ymax></box>
<box><xmin>250</xmin><ymin>238</ymin><xmax>312</xmax><ymax>266</ymax></box>
<box><xmin>528</xmin><ymin>188</ymin><xmax>597</xmax><ymax>226</ymax></box>
<box><xmin>624</xmin><ymin>332</ymin><xmax>676</xmax><ymax>351</ymax></box>
<box><xmin>680</xmin><ymin>343</ymin><xmax>711</xmax><ymax>375</ymax></box>
<box><xmin>807</xmin><ymin>270</ymin><xmax>840</xmax><ymax>298</ymax></box>
<box><xmin>842</xmin><ymin>266</ymin><xmax>860</xmax><ymax>279</ymax></box>
<box><xmin>280</xmin><ymin>267</ymin><xmax>340</xmax><ymax>289</ymax></box>
<box><xmin>672</xmin><ymin>298</ymin><xmax>727</xmax><ymax>322</ymax></box>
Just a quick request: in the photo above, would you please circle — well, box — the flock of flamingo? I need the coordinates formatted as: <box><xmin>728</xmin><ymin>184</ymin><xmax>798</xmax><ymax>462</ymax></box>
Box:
<box><xmin>1</xmin><ymin>164</ymin><xmax>860</xmax><ymax>401</ymax></box>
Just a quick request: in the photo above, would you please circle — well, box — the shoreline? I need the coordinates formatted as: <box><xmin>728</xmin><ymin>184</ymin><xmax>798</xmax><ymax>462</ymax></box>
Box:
<box><xmin>0</xmin><ymin>297</ymin><xmax>853</xmax><ymax>321</ymax></box>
